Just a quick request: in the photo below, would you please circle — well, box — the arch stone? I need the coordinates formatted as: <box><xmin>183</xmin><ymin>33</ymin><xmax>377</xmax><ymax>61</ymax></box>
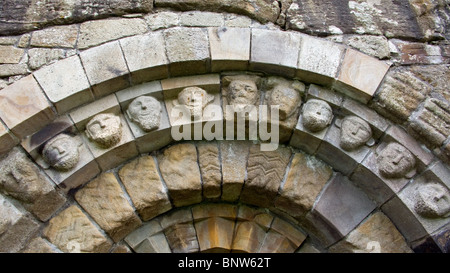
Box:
<box><xmin>0</xmin><ymin>13</ymin><xmax>448</xmax><ymax>254</ymax></box>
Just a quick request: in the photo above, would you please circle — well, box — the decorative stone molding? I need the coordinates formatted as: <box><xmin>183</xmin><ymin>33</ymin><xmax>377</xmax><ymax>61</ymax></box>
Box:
<box><xmin>0</xmin><ymin>17</ymin><xmax>448</xmax><ymax>253</ymax></box>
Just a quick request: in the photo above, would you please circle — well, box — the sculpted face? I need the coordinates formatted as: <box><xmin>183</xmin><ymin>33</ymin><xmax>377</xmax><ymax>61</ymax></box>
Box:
<box><xmin>127</xmin><ymin>96</ymin><xmax>161</xmax><ymax>132</ymax></box>
<box><xmin>377</xmin><ymin>143</ymin><xmax>416</xmax><ymax>179</ymax></box>
<box><xmin>302</xmin><ymin>99</ymin><xmax>333</xmax><ymax>132</ymax></box>
<box><xmin>85</xmin><ymin>113</ymin><xmax>122</xmax><ymax>148</ymax></box>
<box><xmin>414</xmin><ymin>183</ymin><xmax>450</xmax><ymax>218</ymax></box>
<box><xmin>340</xmin><ymin>116</ymin><xmax>372</xmax><ymax>151</ymax></box>
<box><xmin>227</xmin><ymin>80</ymin><xmax>259</xmax><ymax>110</ymax></box>
<box><xmin>177</xmin><ymin>87</ymin><xmax>214</xmax><ymax>120</ymax></box>
<box><xmin>268</xmin><ymin>85</ymin><xmax>301</xmax><ymax>120</ymax></box>
<box><xmin>42</xmin><ymin>134</ymin><xmax>80</xmax><ymax>171</ymax></box>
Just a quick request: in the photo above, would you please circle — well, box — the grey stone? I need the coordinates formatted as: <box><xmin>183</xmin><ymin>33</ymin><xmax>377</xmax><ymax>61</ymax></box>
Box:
<box><xmin>163</xmin><ymin>27</ymin><xmax>210</xmax><ymax>76</ymax></box>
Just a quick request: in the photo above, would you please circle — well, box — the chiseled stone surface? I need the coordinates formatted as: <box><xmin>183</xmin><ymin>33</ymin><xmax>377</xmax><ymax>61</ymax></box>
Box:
<box><xmin>0</xmin><ymin>194</ymin><xmax>40</xmax><ymax>253</ymax></box>
<box><xmin>75</xmin><ymin>173</ymin><xmax>142</xmax><ymax>242</ymax></box>
<box><xmin>208</xmin><ymin>27</ymin><xmax>251</xmax><ymax>72</ymax></box>
<box><xmin>118</xmin><ymin>156</ymin><xmax>172</xmax><ymax>221</ymax></box>
<box><xmin>260</xmin><ymin>217</ymin><xmax>306</xmax><ymax>253</ymax></box>
<box><xmin>125</xmin><ymin>220</ymin><xmax>171</xmax><ymax>253</ymax></box>
<box><xmin>0</xmin><ymin>121</ymin><xmax>17</xmax><ymax>155</ymax></box>
<box><xmin>371</xmin><ymin>68</ymin><xmax>433</xmax><ymax>123</ymax></box>
<box><xmin>240</xmin><ymin>144</ymin><xmax>292</xmax><ymax>208</ymax></box>
<box><xmin>33</xmin><ymin>55</ymin><xmax>94</xmax><ymax>113</ymax></box>
<box><xmin>0</xmin><ymin>148</ymin><xmax>66</xmax><ymax>221</ymax></box>
<box><xmin>43</xmin><ymin>205</ymin><xmax>112</xmax><ymax>253</ymax></box>
<box><xmin>120</xmin><ymin>31</ymin><xmax>169</xmax><ymax>84</ymax></box>
<box><xmin>329</xmin><ymin>212</ymin><xmax>412</xmax><ymax>253</ymax></box>
<box><xmin>250</xmin><ymin>29</ymin><xmax>301</xmax><ymax>77</ymax></box>
<box><xmin>197</xmin><ymin>142</ymin><xmax>222</xmax><ymax>200</ymax></box>
<box><xmin>219</xmin><ymin>141</ymin><xmax>251</xmax><ymax>202</ymax></box>
<box><xmin>0</xmin><ymin>75</ymin><xmax>55</xmax><ymax>138</ymax></box>
<box><xmin>192</xmin><ymin>204</ymin><xmax>237</xmax><ymax>252</ymax></box>
<box><xmin>0</xmin><ymin>45</ymin><xmax>24</xmax><ymax>64</ymax></box>
<box><xmin>30</xmin><ymin>25</ymin><xmax>78</xmax><ymax>48</ymax></box>
<box><xmin>314</xmin><ymin>173</ymin><xmax>376</xmax><ymax>239</ymax></box>
<box><xmin>336</xmin><ymin>48</ymin><xmax>391</xmax><ymax>103</ymax></box>
<box><xmin>79</xmin><ymin>41</ymin><xmax>130</xmax><ymax>98</ymax></box>
<box><xmin>157</xmin><ymin>143</ymin><xmax>202</xmax><ymax>207</ymax></box>
<box><xmin>297</xmin><ymin>35</ymin><xmax>345</xmax><ymax>85</ymax></box>
<box><xmin>163</xmin><ymin>27</ymin><xmax>210</xmax><ymax>76</ymax></box>
<box><xmin>275</xmin><ymin>152</ymin><xmax>333</xmax><ymax>219</ymax></box>
<box><xmin>78</xmin><ymin>18</ymin><xmax>148</xmax><ymax>49</ymax></box>
<box><xmin>159</xmin><ymin>208</ymin><xmax>199</xmax><ymax>253</ymax></box>
<box><xmin>21</xmin><ymin>237</ymin><xmax>60</xmax><ymax>253</ymax></box>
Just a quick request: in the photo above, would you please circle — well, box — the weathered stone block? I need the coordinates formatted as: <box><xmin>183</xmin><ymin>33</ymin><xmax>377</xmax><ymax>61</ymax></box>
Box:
<box><xmin>232</xmin><ymin>206</ymin><xmax>273</xmax><ymax>253</ymax></box>
<box><xmin>381</xmin><ymin>196</ymin><xmax>428</xmax><ymax>242</ymax></box>
<box><xmin>43</xmin><ymin>205</ymin><xmax>112</xmax><ymax>253</ymax></box>
<box><xmin>274</xmin><ymin>152</ymin><xmax>332</xmax><ymax>219</ymax></box>
<box><xmin>30</xmin><ymin>25</ymin><xmax>78</xmax><ymax>48</ymax></box>
<box><xmin>0</xmin><ymin>148</ymin><xmax>66</xmax><ymax>221</ymax></box>
<box><xmin>409</xmin><ymin>97</ymin><xmax>450</xmax><ymax>148</ymax></box>
<box><xmin>314</xmin><ymin>173</ymin><xmax>376</xmax><ymax>238</ymax></box>
<box><xmin>0</xmin><ymin>194</ymin><xmax>40</xmax><ymax>253</ymax></box>
<box><xmin>78</xmin><ymin>18</ymin><xmax>148</xmax><ymax>49</ymax></box>
<box><xmin>118</xmin><ymin>156</ymin><xmax>172</xmax><ymax>221</ymax></box>
<box><xmin>180</xmin><ymin>11</ymin><xmax>224</xmax><ymax>27</ymax></box>
<box><xmin>125</xmin><ymin>220</ymin><xmax>171</xmax><ymax>253</ymax></box>
<box><xmin>346</xmin><ymin>35</ymin><xmax>390</xmax><ymax>59</ymax></box>
<box><xmin>75</xmin><ymin>173</ymin><xmax>142</xmax><ymax>242</ymax></box>
<box><xmin>197</xmin><ymin>142</ymin><xmax>222</xmax><ymax>200</ymax></box>
<box><xmin>145</xmin><ymin>11</ymin><xmax>180</xmax><ymax>31</ymax></box>
<box><xmin>240</xmin><ymin>144</ymin><xmax>292</xmax><ymax>208</ymax></box>
<box><xmin>192</xmin><ymin>204</ymin><xmax>237</xmax><ymax>252</ymax></box>
<box><xmin>0</xmin><ymin>75</ymin><xmax>55</xmax><ymax>138</ymax></box>
<box><xmin>159</xmin><ymin>208</ymin><xmax>199</xmax><ymax>253</ymax></box>
<box><xmin>120</xmin><ymin>31</ymin><xmax>169</xmax><ymax>84</ymax></box>
<box><xmin>208</xmin><ymin>27</ymin><xmax>251</xmax><ymax>72</ymax></box>
<box><xmin>335</xmin><ymin>48</ymin><xmax>391</xmax><ymax>103</ymax></box>
<box><xmin>163</xmin><ymin>27</ymin><xmax>210</xmax><ymax>76</ymax></box>
<box><xmin>34</xmin><ymin>55</ymin><xmax>94</xmax><ymax>113</ymax></box>
<box><xmin>259</xmin><ymin>217</ymin><xmax>306</xmax><ymax>253</ymax></box>
<box><xmin>297</xmin><ymin>35</ymin><xmax>345</xmax><ymax>85</ymax></box>
<box><xmin>370</xmin><ymin>68</ymin><xmax>432</xmax><ymax>123</ymax></box>
<box><xmin>0</xmin><ymin>45</ymin><xmax>24</xmax><ymax>64</ymax></box>
<box><xmin>28</xmin><ymin>48</ymin><xmax>66</xmax><ymax>70</ymax></box>
<box><xmin>79</xmin><ymin>41</ymin><xmax>130</xmax><ymax>98</ymax></box>
<box><xmin>250</xmin><ymin>29</ymin><xmax>301</xmax><ymax>77</ymax></box>
<box><xmin>329</xmin><ymin>212</ymin><xmax>412</xmax><ymax>253</ymax></box>
<box><xmin>0</xmin><ymin>121</ymin><xmax>18</xmax><ymax>155</ymax></box>
<box><xmin>157</xmin><ymin>143</ymin><xmax>202</xmax><ymax>207</ymax></box>
<box><xmin>219</xmin><ymin>141</ymin><xmax>251</xmax><ymax>202</ymax></box>
<box><xmin>307</xmin><ymin>84</ymin><xmax>343</xmax><ymax>109</ymax></box>
<box><xmin>22</xmin><ymin>237</ymin><xmax>60</xmax><ymax>253</ymax></box>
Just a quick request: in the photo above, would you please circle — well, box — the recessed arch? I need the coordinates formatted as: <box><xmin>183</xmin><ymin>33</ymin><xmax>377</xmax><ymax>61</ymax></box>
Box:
<box><xmin>0</xmin><ymin>21</ymin><xmax>448</xmax><ymax>253</ymax></box>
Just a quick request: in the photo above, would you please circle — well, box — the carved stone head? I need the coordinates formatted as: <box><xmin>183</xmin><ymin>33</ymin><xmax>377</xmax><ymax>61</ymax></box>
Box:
<box><xmin>126</xmin><ymin>96</ymin><xmax>162</xmax><ymax>132</ymax></box>
<box><xmin>339</xmin><ymin>116</ymin><xmax>372</xmax><ymax>151</ymax></box>
<box><xmin>175</xmin><ymin>87</ymin><xmax>215</xmax><ymax>120</ymax></box>
<box><xmin>376</xmin><ymin>143</ymin><xmax>416</xmax><ymax>179</ymax></box>
<box><xmin>414</xmin><ymin>183</ymin><xmax>450</xmax><ymax>218</ymax></box>
<box><xmin>302</xmin><ymin>99</ymin><xmax>333</xmax><ymax>132</ymax></box>
<box><xmin>266</xmin><ymin>78</ymin><xmax>302</xmax><ymax>120</ymax></box>
<box><xmin>42</xmin><ymin>133</ymin><xmax>80</xmax><ymax>171</ymax></box>
<box><xmin>85</xmin><ymin>113</ymin><xmax>122</xmax><ymax>148</ymax></box>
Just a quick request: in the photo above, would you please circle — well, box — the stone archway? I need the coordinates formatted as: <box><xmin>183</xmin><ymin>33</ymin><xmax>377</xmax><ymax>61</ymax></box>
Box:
<box><xmin>0</xmin><ymin>7</ymin><xmax>449</xmax><ymax>253</ymax></box>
